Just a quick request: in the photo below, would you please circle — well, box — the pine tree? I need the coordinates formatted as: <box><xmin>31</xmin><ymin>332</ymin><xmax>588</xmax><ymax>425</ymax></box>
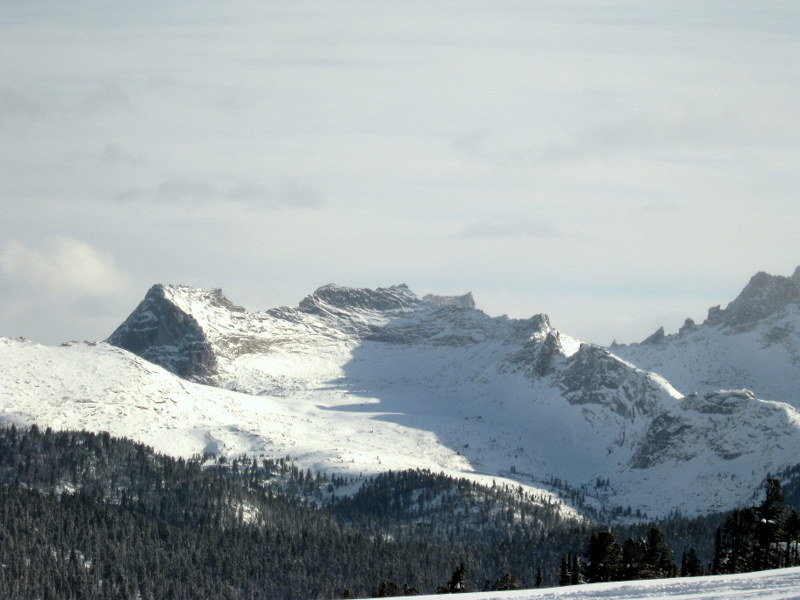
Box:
<box><xmin>558</xmin><ymin>555</ymin><xmax>571</xmax><ymax>586</ymax></box>
<box><xmin>585</xmin><ymin>530</ymin><xmax>622</xmax><ymax>583</ymax></box>
<box><xmin>755</xmin><ymin>478</ymin><xmax>786</xmax><ymax>570</ymax></box>
<box><xmin>570</xmin><ymin>553</ymin><xmax>582</xmax><ymax>585</ymax></box>
<box><xmin>681</xmin><ymin>547</ymin><xmax>703</xmax><ymax>577</ymax></box>
<box><xmin>643</xmin><ymin>527</ymin><xmax>676</xmax><ymax>578</ymax></box>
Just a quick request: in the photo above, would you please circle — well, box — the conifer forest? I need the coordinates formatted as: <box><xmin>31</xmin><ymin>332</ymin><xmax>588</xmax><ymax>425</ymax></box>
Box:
<box><xmin>0</xmin><ymin>425</ymin><xmax>798</xmax><ymax>599</ymax></box>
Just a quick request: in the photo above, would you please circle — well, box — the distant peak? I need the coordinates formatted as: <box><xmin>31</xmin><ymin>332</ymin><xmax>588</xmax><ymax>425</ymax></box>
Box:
<box><xmin>299</xmin><ymin>284</ymin><xmax>419</xmax><ymax>314</ymax></box>
<box><xmin>706</xmin><ymin>271</ymin><xmax>800</xmax><ymax>330</ymax></box>
<box><xmin>791</xmin><ymin>265</ymin><xmax>800</xmax><ymax>289</ymax></box>
<box><xmin>147</xmin><ymin>283</ymin><xmax>242</xmax><ymax>312</ymax></box>
<box><xmin>678</xmin><ymin>318</ymin><xmax>696</xmax><ymax>335</ymax></box>
<box><xmin>421</xmin><ymin>292</ymin><xmax>476</xmax><ymax>310</ymax></box>
<box><xmin>641</xmin><ymin>326</ymin><xmax>666</xmax><ymax>345</ymax></box>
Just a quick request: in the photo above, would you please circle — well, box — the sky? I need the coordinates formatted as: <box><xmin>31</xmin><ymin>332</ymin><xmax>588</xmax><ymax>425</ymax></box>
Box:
<box><xmin>1</xmin><ymin>1</ymin><xmax>799</xmax><ymax>346</ymax></box>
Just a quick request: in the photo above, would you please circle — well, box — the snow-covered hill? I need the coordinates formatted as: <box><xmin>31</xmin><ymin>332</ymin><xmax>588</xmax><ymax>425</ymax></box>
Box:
<box><xmin>2</xmin><ymin>270</ymin><xmax>800</xmax><ymax>519</ymax></box>
<box><xmin>379</xmin><ymin>567</ymin><xmax>800</xmax><ymax>600</ymax></box>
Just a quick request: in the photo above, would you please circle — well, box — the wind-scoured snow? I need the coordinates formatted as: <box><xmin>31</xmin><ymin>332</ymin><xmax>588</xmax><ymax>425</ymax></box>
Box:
<box><xmin>3</xmin><ymin>271</ymin><xmax>800</xmax><ymax>519</ymax></box>
<box><xmin>375</xmin><ymin>567</ymin><xmax>800</xmax><ymax>600</ymax></box>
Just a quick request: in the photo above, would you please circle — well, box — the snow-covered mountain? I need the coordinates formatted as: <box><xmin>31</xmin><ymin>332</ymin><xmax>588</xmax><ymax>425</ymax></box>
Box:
<box><xmin>2</xmin><ymin>270</ymin><xmax>800</xmax><ymax>519</ymax></box>
<box><xmin>613</xmin><ymin>268</ymin><xmax>800</xmax><ymax>408</ymax></box>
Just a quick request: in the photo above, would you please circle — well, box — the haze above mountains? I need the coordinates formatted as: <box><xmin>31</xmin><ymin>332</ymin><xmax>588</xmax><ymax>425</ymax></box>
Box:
<box><xmin>1</xmin><ymin>267</ymin><xmax>799</xmax><ymax>521</ymax></box>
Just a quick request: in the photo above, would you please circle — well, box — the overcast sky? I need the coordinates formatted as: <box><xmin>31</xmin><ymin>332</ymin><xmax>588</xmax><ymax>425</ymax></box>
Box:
<box><xmin>1</xmin><ymin>1</ymin><xmax>798</xmax><ymax>346</ymax></box>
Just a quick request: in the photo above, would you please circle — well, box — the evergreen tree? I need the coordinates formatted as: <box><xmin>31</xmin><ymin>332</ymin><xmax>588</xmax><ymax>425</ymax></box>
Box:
<box><xmin>585</xmin><ymin>530</ymin><xmax>622</xmax><ymax>583</ymax></box>
<box><xmin>680</xmin><ymin>547</ymin><xmax>703</xmax><ymax>577</ymax></box>
<box><xmin>570</xmin><ymin>553</ymin><xmax>582</xmax><ymax>585</ymax></box>
<box><xmin>558</xmin><ymin>555</ymin><xmax>571</xmax><ymax>586</ymax></box>
<box><xmin>754</xmin><ymin>478</ymin><xmax>786</xmax><ymax>570</ymax></box>
<box><xmin>643</xmin><ymin>527</ymin><xmax>676</xmax><ymax>578</ymax></box>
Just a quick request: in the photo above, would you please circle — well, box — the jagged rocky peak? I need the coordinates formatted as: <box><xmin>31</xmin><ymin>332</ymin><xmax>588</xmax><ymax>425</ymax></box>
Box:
<box><xmin>678</xmin><ymin>318</ymin><xmax>696</xmax><ymax>335</ymax></box>
<box><xmin>422</xmin><ymin>292</ymin><xmax>476</xmax><ymax>310</ymax></box>
<box><xmin>533</xmin><ymin>329</ymin><xmax>567</xmax><ymax>376</ymax></box>
<box><xmin>792</xmin><ymin>265</ymin><xmax>800</xmax><ymax>289</ymax></box>
<box><xmin>299</xmin><ymin>283</ymin><xmax>419</xmax><ymax>314</ymax></box>
<box><xmin>706</xmin><ymin>270</ymin><xmax>800</xmax><ymax>330</ymax></box>
<box><xmin>641</xmin><ymin>326</ymin><xmax>665</xmax><ymax>345</ymax></box>
<box><xmin>108</xmin><ymin>284</ymin><xmax>218</xmax><ymax>381</ymax></box>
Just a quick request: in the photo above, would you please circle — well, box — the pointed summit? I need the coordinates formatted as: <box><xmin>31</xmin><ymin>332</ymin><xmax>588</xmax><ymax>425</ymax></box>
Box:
<box><xmin>641</xmin><ymin>326</ymin><xmax>666</xmax><ymax>345</ymax></box>
<box><xmin>706</xmin><ymin>271</ymin><xmax>800</xmax><ymax>330</ymax></box>
<box><xmin>108</xmin><ymin>284</ymin><xmax>219</xmax><ymax>380</ymax></box>
<box><xmin>791</xmin><ymin>265</ymin><xmax>800</xmax><ymax>290</ymax></box>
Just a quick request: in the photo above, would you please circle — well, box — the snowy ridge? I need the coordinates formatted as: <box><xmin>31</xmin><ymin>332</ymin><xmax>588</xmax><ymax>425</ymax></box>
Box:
<box><xmin>4</xmin><ymin>272</ymin><xmax>800</xmax><ymax>518</ymax></box>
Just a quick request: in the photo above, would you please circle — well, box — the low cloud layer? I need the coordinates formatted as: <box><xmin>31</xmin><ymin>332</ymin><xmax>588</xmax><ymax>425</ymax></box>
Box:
<box><xmin>1</xmin><ymin>238</ymin><xmax>128</xmax><ymax>297</ymax></box>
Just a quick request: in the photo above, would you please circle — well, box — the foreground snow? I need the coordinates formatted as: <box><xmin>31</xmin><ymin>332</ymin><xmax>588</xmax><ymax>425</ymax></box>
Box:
<box><xmin>378</xmin><ymin>567</ymin><xmax>800</xmax><ymax>600</ymax></box>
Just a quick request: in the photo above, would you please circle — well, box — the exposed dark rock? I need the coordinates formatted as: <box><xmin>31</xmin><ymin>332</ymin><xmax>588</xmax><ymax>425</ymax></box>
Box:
<box><xmin>107</xmin><ymin>284</ymin><xmax>218</xmax><ymax>381</ymax></box>
<box><xmin>631</xmin><ymin>389</ymin><xmax>759</xmax><ymax>469</ymax></box>
<box><xmin>678</xmin><ymin>318</ymin><xmax>696</xmax><ymax>335</ymax></box>
<box><xmin>683</xmin><ymin>390</ymin><xmax>756</xmax><ymax>415</ymax></box>
<box><xmin>641</xmin><ymin>326</ymin><xmax>666</xmax><ymax>345</ymax></box>
<box><xmin>705</xmin><ymin>272</ymin><xmax>800</xmax><ymax>331</ymax></box>
<box><xmin>630</xmin><ymin>413</ymin><xmax>694</xmax><ymax>469</ymax></box>
<box><xmin>535</xmin><ymin>330</ymin><xmax>566</xmax><ymax>377</ymax></box>
<box><xmin>556</xmin><ymin>344</ymin><xmax>664</xmax><ymax>418</ymax></box>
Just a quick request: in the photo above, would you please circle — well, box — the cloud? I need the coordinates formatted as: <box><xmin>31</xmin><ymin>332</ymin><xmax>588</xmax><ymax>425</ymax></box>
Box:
<box><xmin>0</xmin><ymin>238</ymin><xmax>129</xmax><ymax>297</ymax></box>
<box><xmin>100</xmin><ymin>144</ymin><xmax>148</xmax><ymax>167</ymax></box>
<box><xmin>116</xmin><ymin>177</ymin><xmax>325</xmax><ymax>208</ymax></box>
<box><xmin>455</xmin><ymin>220</ymin><xmax>559</xmax><ymax>239</ymax></box>
<box><xmin>75</xmin><ymin>84</ymin><xmax>136</xmax><ymax>116</ymax></box>
<box><xmin>0</xmin><ymin>87</ymin><xmax>43</xmax><ymax>123</ymax></box>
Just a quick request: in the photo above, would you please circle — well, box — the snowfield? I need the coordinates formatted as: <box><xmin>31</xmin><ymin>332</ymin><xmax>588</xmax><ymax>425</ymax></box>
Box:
<box><xmin>379</xmin><ymin>568</ymin><xmax>800</xmax><ymax>600</ymax></box>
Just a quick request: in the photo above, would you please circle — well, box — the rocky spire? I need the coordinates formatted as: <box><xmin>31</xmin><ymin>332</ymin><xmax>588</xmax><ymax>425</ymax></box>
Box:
<box><xmin>107</xmin><ymin>284</ymin><xmax>218</xmax><ymax>380</ymax></box>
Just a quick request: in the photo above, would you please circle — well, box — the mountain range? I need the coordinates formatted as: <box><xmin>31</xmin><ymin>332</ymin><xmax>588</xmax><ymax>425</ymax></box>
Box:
<box><xmin>2</xmin><ymin>267</ymin><xmax>799</xmax><ymax>520</ymax></box>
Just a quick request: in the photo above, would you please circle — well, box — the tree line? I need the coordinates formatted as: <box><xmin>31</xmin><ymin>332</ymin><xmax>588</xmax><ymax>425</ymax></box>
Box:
<box><xmin>559</xmin><ymin>478</ymin><xmax>800</xmax><ymax>587</ymax></box>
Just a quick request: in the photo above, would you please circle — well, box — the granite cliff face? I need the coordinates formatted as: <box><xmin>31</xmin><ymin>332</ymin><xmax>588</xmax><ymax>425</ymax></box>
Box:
<box><xmin>108</xmin><ymin>284</ymin><xmax>218</xmax><ymax>381</ymax></box>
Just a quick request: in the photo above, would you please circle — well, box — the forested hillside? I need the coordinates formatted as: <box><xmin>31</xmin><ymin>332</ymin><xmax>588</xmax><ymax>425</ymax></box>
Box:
<box><xmin>0</xmin><ymin>425</ymin><xmax>797</xmax><ymax>599</ymax></box>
